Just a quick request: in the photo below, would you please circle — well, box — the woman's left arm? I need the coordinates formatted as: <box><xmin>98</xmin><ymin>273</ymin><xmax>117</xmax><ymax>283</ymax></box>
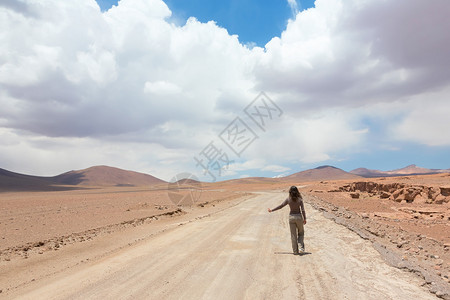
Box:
<box><xmin>300</xmin><ymin>201</ymin><xmax>307</xmax><ymax>224</ymax></box>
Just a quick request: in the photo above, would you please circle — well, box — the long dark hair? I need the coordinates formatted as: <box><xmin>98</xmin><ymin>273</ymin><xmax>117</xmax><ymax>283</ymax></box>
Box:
<box><xmin>289</xmin><ymin>186</ymin><xmax>301</xmax><ymax>201</ymax></box>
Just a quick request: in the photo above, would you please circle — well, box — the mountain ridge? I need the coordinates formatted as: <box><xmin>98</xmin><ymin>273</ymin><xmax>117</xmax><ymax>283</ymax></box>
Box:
<box><xmin>283</xmin><ymin>165</ymin><xmax>362</xmax><ymax>182</ymax></box>
<box><xmin>350</xmin><ymin>164</ymin><xmax>450</xmax><ymax>178</ymax></box>
<box><xmin>0</xmin><ymin>165</ymin><xmax>166</xmax><ymax>191</ymax></box>
<box><xmin>2</xmin><ymin>164</ymin><xmax>449</xmax><ymax>192</ymax></box>
<box><xmin>53</xmin><ymin>165</ymin><xmax>165</xmax><ymax>186</ymax></box>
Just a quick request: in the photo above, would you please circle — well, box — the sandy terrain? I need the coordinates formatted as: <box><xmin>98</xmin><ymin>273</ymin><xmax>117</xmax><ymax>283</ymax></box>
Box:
<box><xmin>0</xmin><ymin>173</ymin><xmax>449</xmax><ymax>299</ymax></box>
<box><xmin>0</xmin><ymin>187</ymin><xmax>242</xmax><ymax>256</ymax></box>
<box><xmin>0</xmin><ymin>192</ymin><xmax>437</xmax><ymax>299</ymax></box>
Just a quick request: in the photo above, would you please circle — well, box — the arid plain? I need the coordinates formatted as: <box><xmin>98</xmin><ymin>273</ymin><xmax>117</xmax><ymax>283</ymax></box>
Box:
<box><xmin>0</xmin><ymin>166</ymin><xmax>449</xmax><ymax>299</ymax></box>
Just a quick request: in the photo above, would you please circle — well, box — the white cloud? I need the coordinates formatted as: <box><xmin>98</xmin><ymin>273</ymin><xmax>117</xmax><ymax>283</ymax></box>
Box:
<box><xmin>272</xmin><ymin>172</ymin><xmax>290</xmax><ymax>178</ymax></box>
<box><xmin>392</xmin><ymin>87</ymin><xmax>450</xmax><ymax>146</ymax></box>
<box><xmin>144</xmin><ymin>81</ymin><xmax>182</xmax><ymax>95</ymax></box>
<box><xmin>227</xmin><ymin>159</ymin><xmax>267</xmax><ymax>172</ymax></box>
<box><xmin>256</xmin><ymin>0</ymin><xmax>450</xmax><ymax>110</ymax></box>
<box><xmin>240</xmin><ymin>109</ymin><xmax>369</xmax><ymax>166</ymax></box>
<box><xmin>0</xmin><ymin>0</ymin><xmax>255</xmax><ymax>139</ymax></box>
<box><xmin>261</xmin><ymin>165</ymin><xmax>291</xmax><ymax>172</ymax></box>
<box><xmin>287</xmin><ymin>0</ymin><xmax>299</xmax><ymax>17</ymax></box>
<box><xmin>0</xmin><ymin>0</ymin><xmax>449</xmax><ymax>179</ymax></box>
<box><xmin>75</xmin><ymin>48</ymin><xmax>118</xmax><ymax>85</ymax></box>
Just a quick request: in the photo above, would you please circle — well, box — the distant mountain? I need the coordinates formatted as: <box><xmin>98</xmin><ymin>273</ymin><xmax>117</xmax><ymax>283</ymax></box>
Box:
<box><xmin>283</xmin><ymin>165</ymin><xmax>362</xmax><ymax>182</ymax></box>
<box><xmin>389</xmin><ymin>164</ymin><xmax>435</xmax><ymax>175</ymax></box>
<box><xmin>0</xmin><ymin>166</ymin><xmax>166</xmax><ymax>192</ymax></box>
<box><xmin>53</xmin><ymin>166</ymin><xmax>166</xmax><ymax>186</ymax></box>
<box><xmin>350</xmin><ymin>164</ymin><xmax>450</xmax><ymax>178</ymax></box>
<box><xmin>3</xmin><ymin>164</ymin><xmax>448</xmax><ymax>192</ymax></box>
<box><xmin>0</xmin><ymin>168</ymin><xmax>66</xmax><ymax>192</ymax></box>
<box><xmin>213</xmin><ymin>176</ymin><xmax>280</xmax><ymax>187</ymax></box>
<box><xmin>349</xmin><ymin>168</ymin><xmax>385</xmax><ymax>177</ymax></box>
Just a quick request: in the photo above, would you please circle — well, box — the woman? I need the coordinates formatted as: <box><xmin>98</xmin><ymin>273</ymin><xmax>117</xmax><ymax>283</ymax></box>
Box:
<box><xmin>268</xmin><ymin>186</ymin><xmax>307</xmax><ymax>255</ymax></box>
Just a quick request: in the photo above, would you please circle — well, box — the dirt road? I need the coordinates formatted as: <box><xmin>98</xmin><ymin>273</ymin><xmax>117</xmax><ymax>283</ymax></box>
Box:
<box><xmin>3</xmin><ymin>192</ymin><xmax>436</xmax><ymax>299</ymax></box>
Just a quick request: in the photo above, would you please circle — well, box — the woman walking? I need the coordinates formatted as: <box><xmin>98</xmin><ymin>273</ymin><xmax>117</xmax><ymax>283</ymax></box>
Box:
<box><xmin>268</xmin><ymin>186</ymin><xmax>307</xmax><ymax>254</ymax></box>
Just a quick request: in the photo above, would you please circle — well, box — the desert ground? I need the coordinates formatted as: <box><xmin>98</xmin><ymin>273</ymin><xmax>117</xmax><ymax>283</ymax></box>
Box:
<box><xmin>0</xmin><ymin>174</ymin><xmax>449</xmax><ymax>299</ymax></box>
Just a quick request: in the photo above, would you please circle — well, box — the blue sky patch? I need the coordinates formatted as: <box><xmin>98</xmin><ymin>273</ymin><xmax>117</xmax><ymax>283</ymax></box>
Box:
<box><xmin>96</xmin><ymin>0</ymin><xmax>315</xmax><ymax>46</ymax></box>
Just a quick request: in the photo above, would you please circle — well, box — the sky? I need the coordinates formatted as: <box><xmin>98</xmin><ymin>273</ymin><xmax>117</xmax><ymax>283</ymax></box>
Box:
<box><xmin>0</xmin><ymin>0</ymin><xmax>450</xmax><ymax>182</ymax></box>
<box><xmin>97</xmin><ymin>0</ymin><xmax>316</xmax><ymax>46</ymax></box>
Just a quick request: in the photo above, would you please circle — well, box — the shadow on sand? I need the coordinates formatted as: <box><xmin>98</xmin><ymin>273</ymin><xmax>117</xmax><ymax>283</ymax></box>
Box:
<box><xmin>274</xmin><ymin>251</ymin><xmax>312</xmax><ymax>256</ymax></box>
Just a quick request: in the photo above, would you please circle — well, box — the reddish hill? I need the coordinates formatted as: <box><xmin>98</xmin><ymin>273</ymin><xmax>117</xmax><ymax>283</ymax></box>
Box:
<box><xmin>0</xmin><ymin>166</ymin><xmax>166</xmax><ymax>191</ymax></box>
<box><xmin>283</xmin><ymin>166</ymin><xmax>362</xmax><ymax>182</ymax></box>
<box><xmin>53</xmin><ymin>166</ymin><xmax>166</xmax><ymax>187</ymax></box>
<box><xmin>389</xmin><ymin>164</ymin><xmax>436</xmax><ymax>175</ymax></box>
<box><xmin>350</xmin><ymin>168</ymin><xmax>385</xmax><ymax>177</ymax></box>
<box><xmin>0</xmin><ymin>168</ymin><xmax>72</xmax><ymax>192</ymax></box>
<box><xmin>350</xmin><ymin>164</ymin><xmax>450</xmax><ymax>178</ymax></box>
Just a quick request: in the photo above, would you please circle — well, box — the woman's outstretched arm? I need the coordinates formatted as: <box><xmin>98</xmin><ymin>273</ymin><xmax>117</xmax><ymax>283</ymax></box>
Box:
<box><xmin>268</xmin><ymin>199</ymin><xmax>288</xmax><ymax>213</ymax></box>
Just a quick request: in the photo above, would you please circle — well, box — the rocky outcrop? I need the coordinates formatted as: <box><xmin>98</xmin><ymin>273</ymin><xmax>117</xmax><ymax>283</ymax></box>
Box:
<box><xmin>440</xmin><ymin>186</ymin><xmax>450</xmax><ymax>196</ymax></box>
<box><xmin>337</xmin><ymin>182</ymin><xmax>450</xmax><ymax>204</ymax></box>
<box><xmin>350</xmin><ymin>192</ymin><xmax>360</xmax><ymax>199</ymax></box>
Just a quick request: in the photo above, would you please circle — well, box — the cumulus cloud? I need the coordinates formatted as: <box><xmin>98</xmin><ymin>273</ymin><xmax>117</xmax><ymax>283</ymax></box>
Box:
<box><xmin>256</xmin><ymin>0</ymin><xmax>450</xmax><ymax>111</ymax></box>
<box><xmin>262</xmin><ymin>164</ymin><xmax>291</xmax><ymax>172</ymax></box>
<box><xmin>1</xmin><ymin>0</ymin><xmax>449</xmax><ymax>179</ymax></box>
<box><xmin>392</xmin><ymin>87</ymin><xmax>450</xmax><ymax>146</ymax></box>
<box><xmin>240</xmin><ymin>109</ymin><xmax>369</xmax><ymax>167</ymax></box>
<box><xmin>0</xmin><ymin>0</ymin><xmax>254</xmax><ymax>140</ymax></box>
<box><xmin>144</xmin><ymin>81</ymin><xmax>182</xmax><ymax>95</ymax></box>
